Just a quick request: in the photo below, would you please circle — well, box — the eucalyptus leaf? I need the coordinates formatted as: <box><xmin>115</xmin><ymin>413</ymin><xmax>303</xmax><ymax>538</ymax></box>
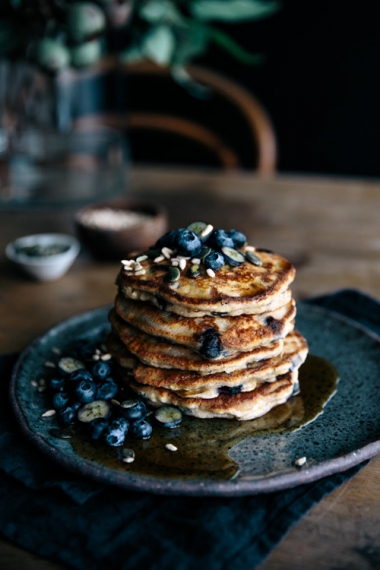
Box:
<box><xmin>141</xmin><ymin>24</ymin><xmax>176</xmax><ymax>65</ymax></box>
<box><xmin>208</xmin><ymin>25</ymin><xmax>264</xmax><ymax>64</ymax></box>
<box><xmin>191</xmin><ymin>0</ymin><xmax>279</xmax><ymax>22</ymax></box>
<box><xmin>139</xmin><ymin>0</ymin><xmax>184</xmax><ymax>25</ymax></box>
<box><xmin>172</xmin><ymin>24</ymin><xmax>208</xmax><ymax>65</ymax></box>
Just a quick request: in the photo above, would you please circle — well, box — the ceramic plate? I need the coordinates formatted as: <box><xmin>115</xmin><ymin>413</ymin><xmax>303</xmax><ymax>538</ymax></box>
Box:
<box><xmin>9</xmin><ymin>304</ymin><xmax>380</xmax><ymax>496</ymax></box>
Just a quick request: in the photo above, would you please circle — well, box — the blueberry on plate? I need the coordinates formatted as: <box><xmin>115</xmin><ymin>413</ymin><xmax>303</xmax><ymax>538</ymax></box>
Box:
<box><xmin>204</xmin><ymin>251</ymin><xmax>224</xmax><ymax>271</ymax></box>
<box><xmin>92</xmin><ymin>361</ymin><xmax>111</xmax><ymax>382</ymax></box>
<box><xmin>69</xmin><ymin>368</ymin><xmax>93</xmax><ymax>384</ymax></box>
<box><xmin>90</xmin><ymin>418</ymin><xmax>109</xmax><ymax>440</ymax></box>
<box><xmin>96</xmin><ymin>379</ymin><xmax>119</xmax><ymax>400</ymax></box>
<box><xmin>119</xmin><ymin>399</ymin><xmax>147</xmax><ymax>421</ymax></box>
<box><xmin>73</xmin><ymin>378</ymin><xmax>97</xmax><ymax>403</ymax></box>
<box><xmin>176</xmin><ymin>230</ymin><xmax>202</xmax><ymax>257</ymax></box>
<box><xmin>49</xmin><ymin>377</ymin><xmax>66</xmax><ymax>392</ymax></box>
<box><xmin>131</xmin><ymin>420</ymin><xmax>152</xmax><ymax>440</ymax></box>
<box><xmin>208</xmin><ymin>229</ymin><xmax>234</xmax><ymax>250</ymax></box>
<box><xmin>227</xmin><ymin>229</ymin><xmax>246</xmax><ymax>249</ymax></box>
<box><xmin>52</xmin><ymin>391</ymin><xmax>70</xmax><ymax>411</ymax></box>
<box><xmin>58</xmin><ymin>405</ymin><xmax>77</xmax><ymax>425</ymax></box>
<box><xmin>104</xmin><ymin>417</ymin><xmax>130</xmax><ymax>447</ymax></box>
<box><xmin>154</xmin><ymin>405</ymin><xmax>182</xmax><ymax>428</ymax></box>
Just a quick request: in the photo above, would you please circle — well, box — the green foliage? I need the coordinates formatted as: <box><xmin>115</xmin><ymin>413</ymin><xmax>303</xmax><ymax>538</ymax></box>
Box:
<box><xmin>0</xmin><ymin>0</ymin><xmax>279</xmax><ymax>71</ymax></box>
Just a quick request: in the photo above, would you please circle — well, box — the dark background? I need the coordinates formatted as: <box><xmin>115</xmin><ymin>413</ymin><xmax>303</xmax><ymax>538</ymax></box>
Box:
<box><xmin>199</xmin><ymin>0</ymin><xmax>380</xmax><ymax>177</ymax></box>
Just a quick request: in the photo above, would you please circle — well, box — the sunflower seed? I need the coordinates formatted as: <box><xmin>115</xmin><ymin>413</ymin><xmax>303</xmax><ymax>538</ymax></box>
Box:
<box><xmin>134</xmin><ymin>269</ymin><xmax>146</xmax><ymax>276</ymax></box>
<box><xmin>42</xmin><ymin>409</ymin><xmax>56</xmax><ymax>418</ymax></box>
<box><xmin>52</xmin><ymin>347</ymin><xmax>61</xmax><ymax>355</ymax></box>
<box><xmin>179</xmin><ymin>258</ymin><xmax>187</xmax><ymax>270</ymax></box>
<box><xmin>136</xmin><ymin>255</ymin><xmax>148</xmax><ymax>263</ymax></box>
<box><xmin>100</xmin><ymin>353</ymin><xmax>112</xmax><ymax>361</ymax></box>
<box><xmin>165</xmin><ymin>443</ymin><xmax>178</xmax><ymax>452</ymax></box>
<box><xmin>206</xmin><ymin>268</ymin><xmax>215</xmax><ymax>278</ymax></box>
<box><xmin>201</xmin><ymin>224</ymin><xmax>213</xmax><ymax>238</ymax></box>
<box><xmin>154</xmin><ymin>255</ymin><xmax>165</xmax><ymax>263</ymax></box>
<box><xmin>191</xmin><ymin>258</ymin><xmax>201</xmax><ymax>264</ymax></box>
<box><xmin>295</xmin><ymin>456</ymin><xmax>307</xmax><ymax>467</ymax></box>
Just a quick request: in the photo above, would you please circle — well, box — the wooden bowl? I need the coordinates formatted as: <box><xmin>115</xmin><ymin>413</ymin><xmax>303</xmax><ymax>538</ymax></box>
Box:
<box><xmin>74</xmin><ymin>199</ymin><xmax>168</xmax><ymax>260</ymax></box>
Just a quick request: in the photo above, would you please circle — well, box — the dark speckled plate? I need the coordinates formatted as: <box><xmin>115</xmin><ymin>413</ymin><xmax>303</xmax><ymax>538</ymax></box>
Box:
<box><xmin>9</xmin><ymin>303</ymin><xmax>380</xmax><ymax>496</ymax></box>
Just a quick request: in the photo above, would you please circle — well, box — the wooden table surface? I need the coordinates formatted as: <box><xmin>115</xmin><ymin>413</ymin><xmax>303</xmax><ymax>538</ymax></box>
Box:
<box><xmin>1</xmin><ymin>167</ymin><xmax>380</xmax><ymax>569</ymax></box>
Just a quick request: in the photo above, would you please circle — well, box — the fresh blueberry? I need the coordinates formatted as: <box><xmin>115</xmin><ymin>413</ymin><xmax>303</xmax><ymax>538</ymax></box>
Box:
<box><xmin>49</xmin><ymin>377</ymin><xmax>66</xmax><ymax>392</ymax></box>
<box><xmin>69</xmin><ymin>368</ymin><xmax>93</xmax><ymax>383</ymax></box>
<box><xmin>208</xmin><ymin>229</ymin><xmax>235</xmax><ymax>250</ymax></box>
<box><xmin>131</xmin><ymin>420</ymin><xmax>152</xmax><ymax>440</ymax></box>
<box><xmin>155</xmin><ymin>229</ymin><xmax>182</xmax><ymax>250</ymax></box>
<box><xmin>204</xmin><ymin>251</ymin><xmax>224</xmax><ymax>271</ymax></box>
<box><xmin>96</xmin><ymin>379</ymin><xmax>119</xmax><ymax>400</ymax></box>
<box><xmin>90</xmin><ymin>418</ymin><xmax>109</xmax><ymax>440</ymax></box>
<box><xmin>119</xmin><ymin>399</ymin><xmax>147</xmax><ymax>422</ymax></box>
<box><xmin>73</xmin><ymin>378</ymin><xmax>97</xmax><ymax>403</ymax></box>
<box><xmin>104</xmin><ymin>417</ymin><xmax>129</xmax><ymax>447</ymax></box>
<box><xmin>176</xmin><ymin>230</ymin><xmax>202</xmax><ymax>256</ymax></box>
<box><xmin>58</xmin><ymin>405</ymin><xmax>77</xmax><ymax>425</ymax></box>
<box><xmin>92</xmin><ymin>361</ymin><xmax>111</xmax><ymax>382</ymax></box>
<box><xmin>52</xmin><ymin>391</ymin><xmax>70</xmax><ymax>411</ymax></box>
<box><xmin>227</xmin><ymin>229</ymin><xmax>246</xmax><ymax>249</ymax></box>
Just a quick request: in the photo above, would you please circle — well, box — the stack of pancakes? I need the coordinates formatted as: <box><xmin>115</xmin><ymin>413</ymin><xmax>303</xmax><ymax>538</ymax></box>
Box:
<box><xmin>108</xmin><ymin>239</ymin><xmax>308</xmax><ymax>421</ymax></box>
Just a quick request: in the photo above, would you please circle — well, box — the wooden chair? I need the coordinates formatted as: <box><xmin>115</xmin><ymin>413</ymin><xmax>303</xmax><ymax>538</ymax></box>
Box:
<box><xmin>68</xmin><ymin>59</ymin><xmax>277</xmax><ymax>173</ymax></box>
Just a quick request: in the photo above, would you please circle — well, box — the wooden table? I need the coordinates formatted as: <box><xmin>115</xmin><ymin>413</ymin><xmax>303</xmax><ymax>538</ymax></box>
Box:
<box><xmin>1</xmin><ymin>167</ymin><xmax>380</xmax><ymax>569</ymax></box>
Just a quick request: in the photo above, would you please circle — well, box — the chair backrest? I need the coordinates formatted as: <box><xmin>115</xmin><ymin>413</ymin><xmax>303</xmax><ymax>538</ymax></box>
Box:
<box><xmin>68</xmin><ymin>59</ymin><xmax>277</xmax><ymax>173</ymax></box>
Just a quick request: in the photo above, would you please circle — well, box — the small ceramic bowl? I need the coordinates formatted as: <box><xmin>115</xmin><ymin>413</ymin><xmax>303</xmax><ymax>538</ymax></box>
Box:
<box><xmin>5</xmin><ymin>233</ymin><xmax>80</xmax><ymax>281</ymax></box>
<box><xmin>75</xmin><ymin>199</ymin><xmax>168</xmax><ymax>260</ymax></box>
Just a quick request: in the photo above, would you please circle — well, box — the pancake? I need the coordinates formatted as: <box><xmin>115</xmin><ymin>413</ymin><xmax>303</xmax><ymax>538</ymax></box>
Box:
<box><xmin>114</xmin><ymin>293</ymin><xmax>296</xmax><ymax>358</ymax></box>
<box><xmin>108</xmin><ymin>310</ymin><xmax>285</xmax><ymax>375</ymax></box>
<box><xmin>127</xmin><ymin>370</ymin><xmax>298</xmax><ymax>420</ymax></box>
<box><xmin>106</xmin><ymin>332</ymin><xmax>137</xmax><ymax>370</ymax></box>
<box><xmin>122</xmin><ymin>330</ymin><xmax>307</xmax><ymax>399</ymax></box>
<box><xmin>117</xmin><ymin>246</ymin><xmax>295</xmax><ymax>316</ymax></box>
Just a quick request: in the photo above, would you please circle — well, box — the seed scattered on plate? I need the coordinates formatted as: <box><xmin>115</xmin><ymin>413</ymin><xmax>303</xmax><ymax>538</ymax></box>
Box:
<box><xmin>30</xmin><ymin>380</ymin><xmax>38</xmax><ymax>387</ymax></box>
<box><xmin>206</xmin><ymin>268</ymin><xmax>215</xmax><ymax>278</ymax></box>
<box><xmin>44</xmin><ymin>361</ymin><xmax>56</xmax><ymax>368</ymax></box>
<box><xmin>38</xmin><ymin>386</ymin><xmax>46</xmax><ymax>393</ymax></box>
<box><xmin>52</xmin><ymin>347</ymin><xmax>61</xmax><ymax>355</ymax></box>
<box><xmin>42</xmin><ymin>409</ymin><xmax>56</xmax><ymax>418</ymax></box>
<box><xmin>295</xmin><ymin>456</ymin><xmax>307</xmax><ymax>467</ymax></box>
<box><xmin>100</xmin><ymin>353</ymin><xmax>112</xmax><ymax>361</ymax></box>
<box><xmin>122</xmin><ymin>448</ymin><xmax>135</xmax><ymax>463</ymax></box>
<box><xmin>165</xmin><ymin>443</ymin><xmax>178</xmax><ymax>452</ymax></box>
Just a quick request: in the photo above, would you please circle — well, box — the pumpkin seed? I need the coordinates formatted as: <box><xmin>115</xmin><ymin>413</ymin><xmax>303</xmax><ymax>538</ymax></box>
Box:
<box><xmin>246</xmin><ymin>250</ymin><xmax>263</xmax><ymax>266</ymax></box>
<box><xmin>189</xmin><ymin>264</ymin><xmax>200</xmax><ymax>278</ymax></box>
<box><xmin>166</xmin><ymin>266</ymin><xmax>180</xmax><ymax>282</ymax></box>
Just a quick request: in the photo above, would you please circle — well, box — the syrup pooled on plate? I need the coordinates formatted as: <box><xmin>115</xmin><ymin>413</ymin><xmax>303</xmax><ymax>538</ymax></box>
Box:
<box><xmin>66</xmin><ymin>355</ymin><xmax>338</xmax><ymax>481</ymax></box>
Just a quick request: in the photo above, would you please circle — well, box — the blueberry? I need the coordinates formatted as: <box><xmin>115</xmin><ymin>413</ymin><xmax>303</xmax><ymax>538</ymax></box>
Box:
<box><xmin>199</xmin><ymin>328</ymin><xmax>223</xmax><ymax>359</ymax></box>
<box><xmin>131</xmin><ymin>420</ymin><xmax>152</xmax><ymax>440</ymax></box>
<box><xmin>90</xmin><ymin>418</ymin><xmax>109</xmax><ymax>440</ymax></box>
<box><xmin>227</xmin><ymin>229</ymin><xmax>246</xmax><ymax>249</ymax></box>
<box><xmin>52</xmin><ymin>391</ymin><xmax>70</xmax><ymax>411</ymax></box>
<box><xmin>204</xmin><ymin>251</ymin><xmax>224</xmax><ymax>271</ymax></box>
<box><xmin>155</xmin><ymin>229</ymin><xmax>182</xmax><ymax>250</ymax></box>
<box><xmin>92</xmin><ymin>361</ymin><xmax>111</xmax><ymax>382</ymax></box>
<box><xmin>58</xmin><ymin>405</ymin><xmax>77</xmax><ymax>425</ymax></box>
<box><xmin>73</xmin><ymin>378</ymin><xmax>97</xmax><ymax>403</ymax></box>
<box><xmin>176</xmin><ymin>230</ymin><xmax>202</xmax><ymax>257</ymax></box>
<box><xmin>69</xmin><ymin>368</ymin><xmax>93</xmax><ymax>383</ymax></box>
<box><xmin>49</xmin><ymin>377</ymin><xmax>66</xmax><ymax>392</ymax></box>
<box><xmin>208</xmin><ymin>229</ymin><xmax>235</xmax><ymax>250</ymax></box>
<box><xmin>104</xmin><ymin>418</ymin><xmax>129</xmax><ymax>447</ymax></box>
<box><xmin>119</xmin><ymin>399</ymin><xmax>147</xmax><ymax>422</ymax></box>
<box><xmin>96</xmin><ymin>379</ymin><xmax>118</xmax><ymax>400</ymax></box>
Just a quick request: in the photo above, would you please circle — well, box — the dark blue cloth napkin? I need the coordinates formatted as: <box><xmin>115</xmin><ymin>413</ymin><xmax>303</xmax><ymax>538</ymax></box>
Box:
<box><xmin>0</xmin><ymin>289</ymin><xmax>377</xmax><ymax>570</ymax></box>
